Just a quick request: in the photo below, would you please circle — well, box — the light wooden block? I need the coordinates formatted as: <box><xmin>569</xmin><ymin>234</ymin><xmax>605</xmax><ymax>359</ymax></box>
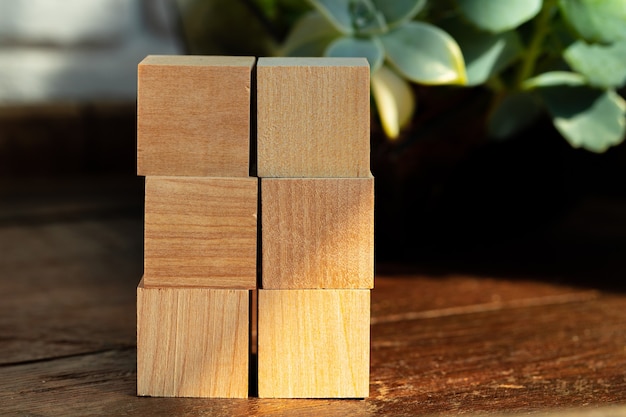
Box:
<box><xmin>137</xmin><ymin>279</ymin><xmax>249</xmax><ymax>398</ymax></box>
<box><xmin>144</xmin><ymin>176</ymin><xmax>257</xmax><ymax>289</ymax></box>
<box><xmin>137</xmin><ymin>55</ymin><xmax>255</xmax><ymax>177</ymax></box>
<box><xmin>257</xmin><ymin>57</ymin><xmax>370</xmax><ymax>178</ymax></box>
<box><xmin>261</xmin><ymin>177</ymin><xmax>374</xmax><ymax>289</ymax></box>
<box><xmin>258</xmin><ymin>289</ymin><xmax>370</xmax><ymax>398</ymax></box>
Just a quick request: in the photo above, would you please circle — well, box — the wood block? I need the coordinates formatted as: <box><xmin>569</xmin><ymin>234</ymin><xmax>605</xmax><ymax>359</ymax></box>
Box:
<box><xmin>261</xmin><ymin>177</ymin><xmax>374</xmax><ymax>289</ymax></box>
<box><xmin>257</xmin><ymin>57</ymin><xmax>370</xmax><ymax>178</ymax></box>
<box><xmin>257</xmin><ymin>289</ymin><xmax>370</xmax><ymax>398</ymax></box>
<box><xmin>137</xmin><ymin>279</ymin><xmax>249</xmax><ymax>398</ymax></box>
<box><xmin>137</xmin><ymin>55</ymin><xmax>255</xmax><ymax>177</ymax></box>
<box><xmin>144</xmin><ymin>176</ymin><xmax>257</xmax><ymax>289</ymax></box>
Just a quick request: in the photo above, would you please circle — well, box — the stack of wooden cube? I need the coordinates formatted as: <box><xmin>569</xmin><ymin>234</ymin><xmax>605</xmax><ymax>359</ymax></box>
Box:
<box><xmin>256</xmin><ymin>57</ymin><xmax>373</xmax><ymax>398</ymax></box>
<box><xmin>135</xmin><ymin>55</ymin><xmax>257</xmax><ymax>398</ymax></box>
<box><xmin>135</xmin><ymin>55</ymin><xmax>373</xmax><ymax>399</ymax></box>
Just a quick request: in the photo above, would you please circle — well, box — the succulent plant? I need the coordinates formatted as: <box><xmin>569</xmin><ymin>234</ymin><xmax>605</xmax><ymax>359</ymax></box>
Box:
<box><xmin>280</xmin><ymin>0</ymin><xmax>468</xmax><ymax>138</ymax></box>
<box><xmin>461</xmin><ymin>0</ymin><xmax>626</xmax><ymax>152</ymax></box>
<box><xmin>277</xmin><ymin>0</ymin><xmax>626</xmax><ymax>152</ymax></box>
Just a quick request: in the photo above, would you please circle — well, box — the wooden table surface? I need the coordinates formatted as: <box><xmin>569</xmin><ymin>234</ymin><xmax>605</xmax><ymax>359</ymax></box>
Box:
<box><xmin>1</xmin><ymin>176</ymin><xmax>626</xmax><ymax>416</ymax></box>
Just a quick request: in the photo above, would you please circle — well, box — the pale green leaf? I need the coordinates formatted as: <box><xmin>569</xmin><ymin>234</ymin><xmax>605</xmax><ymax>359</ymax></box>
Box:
<box><xmin>371</xmin><ymin>65</ymin><xmax>416</xmax><ymax>138</ymax></box>
<box><xmin>488</xmin><ymin>92</ymin><xmax>542</xmax><ymax>139</ymax></box>
<box><xmin>371</xmin><ymin>0</ymin><xmax>426</xmax><ymax>28</ymax></box>
<box><xmin>309</xmin><ymin>0</ymin><xmax>389</xmax><ymax>36</ymax></box>
<box><xmin>522</xmin><ymin>71</ymin><xmax>586</xmax><ymax>89</ymax></box>
<box><xmin>347</xmin><ymin>0</ymin><xmax>388</xmax><ymax>35</ymax></box>
<box><xmin>456</xmin><ymin>0</ymin><xmax>542</xmax><ymax>33</ymax></box>
<box><xmin>380</xmin><ymin>22</ymin><xmax>467</xmax><ymax>85</ymax></box>
<box><xmin>445</xmin><ymin>22</ymin><xmax>523</xmax><ymax>86</ymax></box>
<box><xmin>280</xmin><ymin>11</ymin><xmax>341</xmax><ymax>57</ymax></box>
<box><xmin>325</xmin><ymin>36</ymin><xmax>385</xmax><ymax>73</ymax></box>
<box><xmin>539</xmin><ymin>85</ymin><xmax>626</xmax><ymax>152</ymax></box>
<box><xmin>309</xmin><ymin>0</ymin><xmax>354</xmax><ymax>34</ymax></box>
<box><xmin>559</xmin><ymin>0</ymin><xmax>626</xmax><ymax>43</ymax></box>
<box><xmin>564</xmin><ymin>40</ymin><xmax>626</xmax><ymax>89</ymax></box>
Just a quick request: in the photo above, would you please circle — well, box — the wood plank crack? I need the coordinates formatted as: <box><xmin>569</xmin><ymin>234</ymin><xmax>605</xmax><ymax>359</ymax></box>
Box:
<box><xmin>0</xmin><ymin>346</ymin><xmax>135</xmax><ymax>368</ymax></box>
<box><xmin>371</xmin><ymin>290</ymin><xmax>600</xmax><ymax>325</ymax></box>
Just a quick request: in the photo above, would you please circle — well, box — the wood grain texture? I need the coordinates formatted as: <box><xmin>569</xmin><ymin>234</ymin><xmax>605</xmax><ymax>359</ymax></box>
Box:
<box><xmin>144</xmin><ymin>176</ymin><xmax>257</xmax><ymax>289</ymax></box>
<box><xmin>137</xmin><ymin>55</ymin><xmax>254</xmax><ymax>177</ymax></box>
<box><xmin>0</xmin><ymin>216</ymin><xmax>141</xmax><ymax>365</ymax></box>
<box><xmin>137</xmin><ymin>280</ymin><xmax>249</xmax><ymax>398</ymax></box>
<box><xmin>258</xmin><ymin>289</ymin><xmax>370</xmax><ymax>398</ymax></box>
<box><xmin>257</xmin><ymin>57</ymin><xmax>370</xmax><ymax>178</ymax></box>
<box><xmin>369</xmin><ymin>293</ymin><xmax>626</xmax><ymax>416</ymax></box>
<box><xmin>261</xmin><ymin>177</ymin><xmax>374</xmax><ymax>289</ymax></box>
<box><xmin>4</xmin><ymin>177</ymin><xmax>626</xmax><ymax>415</ymax></box>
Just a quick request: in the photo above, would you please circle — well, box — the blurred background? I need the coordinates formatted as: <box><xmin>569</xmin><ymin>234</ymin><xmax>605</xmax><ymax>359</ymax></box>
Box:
<box><xmin>1</xmin><ymin>0</ymin><xmax>625</xmax><ymax>286</ymax></box>
<box><xmin>0</xmin><ymin>0</ymin><xmax>180</xmax><ymax>175</ymax></box>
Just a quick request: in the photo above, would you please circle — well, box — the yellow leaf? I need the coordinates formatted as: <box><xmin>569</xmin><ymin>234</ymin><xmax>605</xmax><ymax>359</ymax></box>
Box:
<box><xmin>371</xmin><ymin>65</ymin><xmax>416</xmax><ymax>139</ymax></box>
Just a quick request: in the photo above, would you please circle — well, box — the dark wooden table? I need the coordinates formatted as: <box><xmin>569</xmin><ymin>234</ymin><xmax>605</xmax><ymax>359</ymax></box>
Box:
<box><xmin>1</xmin><ymin>176</ymin><xmax>626</xmax><ymax>416</ymax></box>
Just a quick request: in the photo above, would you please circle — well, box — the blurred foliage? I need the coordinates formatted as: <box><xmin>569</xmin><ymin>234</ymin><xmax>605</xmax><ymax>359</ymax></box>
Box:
<box><xmin>278</xmin><ymin>0</ymin><xmax>467</xmax><ymax>138</ymax></box>
<box><xmin>180</xmin><ymin>0</ymin><xmax>626</xmax><ymax>152</ymax></box>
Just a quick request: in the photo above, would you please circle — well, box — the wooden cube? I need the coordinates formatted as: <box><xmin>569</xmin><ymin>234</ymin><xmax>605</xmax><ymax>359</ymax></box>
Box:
<box><xmin>137</xmin><ymin>280</ymin><xmax>249</xmax><ymax>398</ymax></box>
<box><xmin>144</xmin><ymin>176</ymin><xmax>257</xmax><ymax>289</ymax></box>
<box><xmin>257</xmin><ymin>57</ymin><xmax>370</xmax><ymax>178</ymax></box>
<box><xmin>257</xmin><ymin>289</ymin><xmax>370</xmax><ymax>398</ymax></box>
<box><xmin>137</xmin><ymin>55</ymin><xmax>255</xmax><ymax>177</ymax></box>
<box><xmin>261</xmin><ymin>177</ymin><xmax>374</xmax><ymax>289</ymax></box>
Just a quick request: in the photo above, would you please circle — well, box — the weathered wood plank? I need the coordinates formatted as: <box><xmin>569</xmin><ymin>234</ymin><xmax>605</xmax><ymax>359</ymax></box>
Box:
<box><xmin>2</xmin><ymin>180</ymin><xmax>626</xmax><ymax>415</ymax></box>
<box><xmin>371</xmin><ymin>273</ymin><xmax>598</xmax><ymax>320</ymax></box>
<box><xmin>369</xmin><ymin>296</ymin><xmax>626</xmax><ymax>415</ymax></box>
<box><xmin>0</xmin><ymin>218</ymin><xmax>141</xmax><ymax>365</ymax></box>
<box><xmin>0</xmin><ymin>349</ymin><xmax>377</xmax><ymax>416</ymax></box>
<box><xmin>2</xmin><ymin>296</ymin><xmax>625</xmax><ymax>416</ymax></box>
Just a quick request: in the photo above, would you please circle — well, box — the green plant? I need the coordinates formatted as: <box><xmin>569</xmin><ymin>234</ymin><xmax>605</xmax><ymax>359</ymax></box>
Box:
<box><xmin>280</xmin><ymin>0</ymin><xmax>467</xmax><ymax>138</ymax></box>
<box><xmin>275</xmin><ymin>0</ymin><xmax>626</xmax><ymax>152</ymax></box>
